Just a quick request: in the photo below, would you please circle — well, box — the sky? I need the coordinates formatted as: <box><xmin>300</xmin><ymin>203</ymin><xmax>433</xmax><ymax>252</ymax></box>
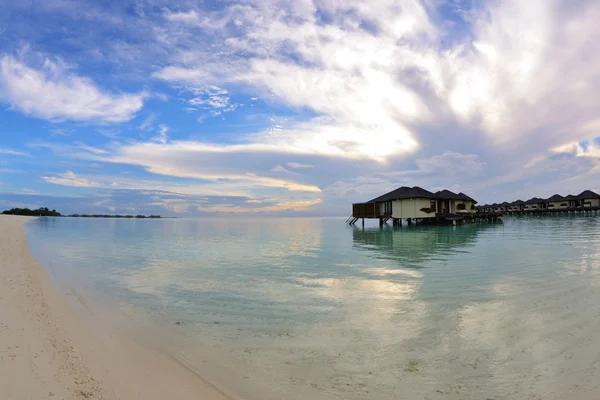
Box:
<box><xmin>1</xmin><ymin>0</ymin><xmax>600</xmax><ymax>216</ymax></box>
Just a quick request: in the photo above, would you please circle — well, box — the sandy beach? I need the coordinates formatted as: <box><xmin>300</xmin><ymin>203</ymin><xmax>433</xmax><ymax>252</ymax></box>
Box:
<box><xmin>0</xmin><ymin>215</ymin><xmax>231</xmax><ymax>400</ymax></box>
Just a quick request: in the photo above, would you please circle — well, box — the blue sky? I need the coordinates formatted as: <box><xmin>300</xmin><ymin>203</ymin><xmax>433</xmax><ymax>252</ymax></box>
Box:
<box><xmin>1</xmin><ymin>0</ymin><xmax>600</xmax><ymax>216</ymax></box>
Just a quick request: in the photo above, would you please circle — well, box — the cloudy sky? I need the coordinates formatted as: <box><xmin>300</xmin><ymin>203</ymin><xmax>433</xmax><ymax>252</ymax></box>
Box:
<box><xmin>1</xmin><ymin>0</ymin><xmax>600</xmax><ymax>216</ymax></box>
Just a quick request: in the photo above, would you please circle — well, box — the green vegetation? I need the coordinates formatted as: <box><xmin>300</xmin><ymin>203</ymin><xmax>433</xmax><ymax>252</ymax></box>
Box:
<box><xmin>2</xmin><ymin>207</ymin><xmax>62</xmax><ymax>217</ymax></box>
<box><xmin>404</xmin><ymin>359</ymin><xmax>419</xmax><ymax>372</ymax></box>
<box><xmin>419</xmin><ymin>207</ymin><xmax>436</xmax><ymax>214</ymax></box>
<box><xmin>1</xmin><ymin>208</ymin><xmax>161</xmax><ymax>218</ymax></box>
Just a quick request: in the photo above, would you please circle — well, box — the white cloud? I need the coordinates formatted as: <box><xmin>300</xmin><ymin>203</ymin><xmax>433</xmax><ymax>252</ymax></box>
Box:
<box><xmin>0</xmin><ymin>148</ymin><xmax>32</xmax><ymax>157</ymax></box>
<box><xmin>0</xmin><ymin>55</ymin><xmax>145</xmax><ymax>123</ymax></box>
<box><xmin>164</xmin><ymin>10</ymin><xmax>200</xmax><ymax>24</ymax></box>
<box><xmin>138</xmin><ymin>113</ymin><xmax>157</xmax><ymax>131</ymax></box>
<box><xmin>413</xmin><ymin>152</ymin><xmax>487</xmax><ymax>178</ymax></box>
<box><xmin>39</xmin><ymin>170</ymin><xmax>322</xmax><ymax>213</ymax></box>
<box><xmin>152</xmin><ymin>66</ymin><xmax>209</xmax><ymax>83</ymax></box>
<box><xmin>42</xmin><ymin>170</ymin><xmax>98</xmax><ymax>187</ymax></box>
<box><xmin>286</xmin><ymin>162</ymin><xmax>313</xmax><ymax>169</ymax></box>
<box><xmin>552</xmin><ymin>141</ymin><xmax>600</xmax><ymax>159</ymax></box>
<box><xmin>153</xmin><ymin>124</ymin><xmax>169</xmax><ymax>144</ymax></box>
<box><xmin>270</xmin><ymin>164</ymin><xmax>299</xmax><ymax>175</ymax></box>
<box><xmin>152</xmin><ymin>0</ymin><xmax>600</xmax><ymax>165</ymax></box>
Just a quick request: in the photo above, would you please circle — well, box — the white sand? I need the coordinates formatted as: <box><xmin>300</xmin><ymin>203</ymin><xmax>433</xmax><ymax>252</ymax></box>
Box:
<box><xmin>0</xmin><ymin>215</ymin><xmax>231</xmax><ymax>400</ymax></box>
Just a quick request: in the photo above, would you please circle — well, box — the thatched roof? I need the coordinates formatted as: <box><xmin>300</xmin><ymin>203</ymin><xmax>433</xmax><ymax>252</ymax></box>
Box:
<box><xmin>457</xmin><ymin>192</ymin><xmax>477</xmax><ymax>203</ymax></box>
<box><xmin>434</xmin><ymin>189</ymin><xmax>460</xmax><ymax>200</ymax></box>
<box><xmin>525</xmin><ymin>197</ymin><xmax>544</xmax><ymax>205</ymax></box>
<box><xmin>576</xmin><ymin>190</ymin><xmax>600</xmax><ymax>199</ymax></box>
<box><xmin>367</xmin><ymin>186</ymin><xmax>436</xmax><ymax>203</ymax></box>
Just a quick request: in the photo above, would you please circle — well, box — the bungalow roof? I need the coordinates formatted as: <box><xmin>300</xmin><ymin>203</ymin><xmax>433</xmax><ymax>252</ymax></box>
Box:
<box><xmin>367</xmin><ymin>186</ymin><xmax>436</xmax><ymax>203</ymax></box>
<box><xmin>576</xmin><ymin>190</ymin><xmax>600</xmax><ymax>199</ymax></box>
<box><xmin>511</xmin><ymin>200</ymin><xmax>525</xmax><ymax>205</ymax></box>
<box><xmin>434</xmin><ymin>189</ymin><xmax>460</xmax><ymax>200</ymax></box>
<box><xmin>525</xmin><ymin>197</ymin><xmax>544</xmax><ymax>205</ymax></box>
<box><xmin>546</xmin><ymin>194</ymin><xmax>565</xmax><ymax>202</ymax></box>
<box><xmin>457</xmin><ymin>192</ymin><xmax>478</xmax><ymax>203</ymax></box>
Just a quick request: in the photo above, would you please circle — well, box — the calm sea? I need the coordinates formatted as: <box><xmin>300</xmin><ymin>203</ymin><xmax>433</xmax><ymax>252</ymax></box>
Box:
<box><xmin>26</xmin><ymin>216</ymin><xmax>600</xmax><ymax>399</ymax></box>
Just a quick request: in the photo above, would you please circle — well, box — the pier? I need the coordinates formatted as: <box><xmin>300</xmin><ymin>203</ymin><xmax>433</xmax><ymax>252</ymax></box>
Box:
<box><xmin>500</xmin><ymin>206</ymin><xmax>600</xmax><ymax>216</ymax></box>
<box><xmin>347</xmin><ymin>212</ymin><xmax>503</xmax><ymax>227</ymax></box>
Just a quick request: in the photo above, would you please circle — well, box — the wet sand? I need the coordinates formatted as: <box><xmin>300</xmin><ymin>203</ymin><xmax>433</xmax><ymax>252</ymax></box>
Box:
<box><xmin>0</xmin><ymin>215</ymin><xmax>231</xmax><ymax>400</ymax></box>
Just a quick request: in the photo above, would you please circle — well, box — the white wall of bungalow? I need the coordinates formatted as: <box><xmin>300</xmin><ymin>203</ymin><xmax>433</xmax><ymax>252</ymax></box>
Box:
<box><xmin>391</xmin><ymin>198</ymin><xmax>436</xmax><ymax>219</ymax></box>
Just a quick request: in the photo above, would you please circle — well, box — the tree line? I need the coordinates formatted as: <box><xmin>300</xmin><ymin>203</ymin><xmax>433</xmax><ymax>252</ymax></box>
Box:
<box><xmin>1</xmin><ymin>207</ymin><xmax>62</xmax><ymax>217</ymax></box>
<box><xmin>2</xmin><ymin>207</ymin><xmax>161</xmax><ymax>218</ymax></box>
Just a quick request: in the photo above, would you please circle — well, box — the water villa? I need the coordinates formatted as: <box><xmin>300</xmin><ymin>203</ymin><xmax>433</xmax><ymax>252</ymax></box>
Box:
<box><xmin>478</xmin><ymin>190</ymin><xmax>600</xmax><ymax>214</ymax></box>
<box><xmin>348</xmin><ymin>186</ymin><xmax>499</xmax><ymax>226</ymax></box>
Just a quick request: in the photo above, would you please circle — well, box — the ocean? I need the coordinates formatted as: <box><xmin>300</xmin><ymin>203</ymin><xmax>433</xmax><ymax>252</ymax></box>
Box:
<box><xmin>25</xmin><ymin>215</ymin><xmax>600</xmax><ymax>399</ymax></box>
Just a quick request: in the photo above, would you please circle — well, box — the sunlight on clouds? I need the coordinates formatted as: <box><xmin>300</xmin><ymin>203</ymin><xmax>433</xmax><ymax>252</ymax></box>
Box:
<box><xmin>552</xmin><ymin>141</ymin><xmax>600</xmax><ymax>159</ymax></box>
<box><xmin>154</xmin><ymin>0</ymin><xmax>600</xmax><ymax>158</ymax></box>
<box><xmin>197</xmin><ymin>198</ymin><xmax>322</xmax><ymax>213</ymax></box>
<box><xmin>40</xmin><ymin>170</ymin><xmax>323</xmax><ymax>214</ymax></box>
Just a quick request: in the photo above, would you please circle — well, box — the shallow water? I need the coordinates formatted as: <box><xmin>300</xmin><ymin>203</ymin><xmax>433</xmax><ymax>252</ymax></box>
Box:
<box><xmin>26</xmin><ymin>216</ymin><xmax>600</xmax><ymax>399</ymax></box>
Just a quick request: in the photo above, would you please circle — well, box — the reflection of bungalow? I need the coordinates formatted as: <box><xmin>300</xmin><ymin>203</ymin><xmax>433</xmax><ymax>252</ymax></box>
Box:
<box><xmin>546</xmin><ymin>194</ymin><xmax>568</xmax><ymax>210</ymax></box>
<box><xmin>352</xmin><ymin>223</ymin><xmax>492</xmax><ymax>266</ymax></box>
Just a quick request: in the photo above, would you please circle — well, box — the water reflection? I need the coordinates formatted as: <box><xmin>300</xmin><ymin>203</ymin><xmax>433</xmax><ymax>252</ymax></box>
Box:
<box><xmin>352</xmin><ymin>224</ymin><xmax>496</xmax><ymax>268</ymax></box>
<box><xmin>24</xmin><ymin>216</ymin><xmax>600</xmax><ymax>400</ymax></box>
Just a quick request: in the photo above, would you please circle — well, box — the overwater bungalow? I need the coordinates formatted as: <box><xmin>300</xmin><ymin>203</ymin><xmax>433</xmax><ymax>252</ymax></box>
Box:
<box><xmin>524</xmin><ymin>197</ymin><xmax>544</xmax><ymax>210</ymax></box>
<box><xmin>577</xmin><ymin>190</ymin><xmax>600</xmax><ymax>207</ymax></box>
<box><xmin>546</xmin><ymin>194</ymin><xmax>567</xmax><ymax>210</ymax></box>
<box><xmin>499</xmin><ymin>202</ymin><xmax>511</xmax><ymax>212</ymax></box>
<box><xmin>509</xmin><ymin>200</ymin><xmax>526</xmax><ymax>211</ymax></box>
<box><xmin>487</xmin><ymin>189</ymin><xmax>600</xmax><ymax>216</ymax></box>
<box><xmin>349</xmin><ymin>186</ymin><xmax>488</xmax><ymax>226</ymax></box>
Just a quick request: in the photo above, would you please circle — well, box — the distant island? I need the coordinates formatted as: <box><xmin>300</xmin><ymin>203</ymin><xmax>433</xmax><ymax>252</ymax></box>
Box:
<box><xmin>2</xmin><ymin>207</ymin><xmax>161</xmax><ymax>219</ymax></box>
<box><xmin>2</xmin><ymin>207</ymin><xmax>62</xmax><ymax>217</ymax></box>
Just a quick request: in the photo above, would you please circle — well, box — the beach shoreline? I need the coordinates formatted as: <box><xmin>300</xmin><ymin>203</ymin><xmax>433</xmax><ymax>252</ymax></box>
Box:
<box><xmin>0</xmin><ymin>215</ymin><xmax>231</xmax><ymax>400</ymax></box>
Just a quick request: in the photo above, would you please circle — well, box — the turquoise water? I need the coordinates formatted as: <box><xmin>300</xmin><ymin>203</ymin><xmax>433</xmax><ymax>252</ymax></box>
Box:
<box><xmin>26</xmin><ymin>216</ymin><xmax>600</xmax><ymax>399</ymax></box>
